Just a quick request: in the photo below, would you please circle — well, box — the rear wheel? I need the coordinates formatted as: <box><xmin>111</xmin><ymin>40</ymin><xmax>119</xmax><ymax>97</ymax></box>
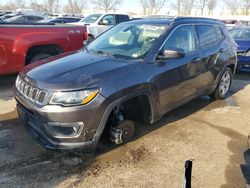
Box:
<box><xmin>210</xmin><ymin>67</ymin><xmax>232</xmax><ymax>99</ymax></box>
<box><xmin>29</xmin><ymin>53</ymin><xmax>52</xmax><ymax>64</ymax></box>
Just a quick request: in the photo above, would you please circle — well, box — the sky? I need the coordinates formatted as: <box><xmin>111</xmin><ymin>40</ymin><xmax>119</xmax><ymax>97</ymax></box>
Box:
<box><xmin>0</xmin><ymin>0</ymin><xmax>227</xmax><ymax>15</ymax></box>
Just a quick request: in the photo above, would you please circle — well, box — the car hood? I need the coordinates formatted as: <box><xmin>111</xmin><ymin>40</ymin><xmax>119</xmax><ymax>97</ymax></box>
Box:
<box><xmin>21</xmin><ymin>50</ymin><xmax>135</xmax><ymax>91</ymax></box>
<box><xmin>235</xmin><ymin>39</ymin><xmax>250</xmax><ymax>52</ymax></box>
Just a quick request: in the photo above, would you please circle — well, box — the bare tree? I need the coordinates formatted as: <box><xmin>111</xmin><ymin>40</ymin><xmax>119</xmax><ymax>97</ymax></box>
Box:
<box><xmin>53</xmin><ymin>0</ymin><xmax>60</xmax><ymax>13</ymax></box>
<box><xmin>243</xmin><ymin>0</ymin><xmax>250</xmax><ymax>15</ymax></box>
<box><xmin>139</xmin><ymin>0</ymin><xmax>149</xmax><ymax>15</ymax></box>
<box><xmin>47</xmin><ymin>0</ymin><xmax>55</xmax><ymax>13</ymax></box>
<box><xmin>0</xmin><ymin>2</ymin><xmax>18</xmax><ymax>11</ymax></box>
<box><xmin>91</xmin><ymin>0</ymin><xmax>121</xmax><ymax>12</ymax></box>
<box><xmin>223</xmin><ymin>0</ymin><xmax>240</xmax><ymax>15</ymax></box>
<box><xmin>29</xmin><ymin>0</ymin><xmax>47</xmax><ymax>12</ymax></box>
<box><xmin>170</xmin><ymin>0</ymin><xmax>181</xmax><ymax>15</ymax></box>
<box><xmin>198</xmin><ymin>0</ymin><xmax>206</xmax><ymax>15</ymax></box>
<box><xmin>15</xmin><ymin>0</ymin><xmax>26</xmax><ymax>8</ymax></box>
<box><xmin>181</xmin><ymin>0</ymin><xmax>196</xmax><ymax>15</ymax></box>
<box><xmin>207</xmin><ymin>0</ymin><xmax>217</xmax><ymax>15</ymax></box>
<box><xmin>138</xmin><ymin>0</ymin><xmax>167</xmax><ymax>15</ymax></box>
<box><xmin>64</xmin><ymin>0</ymin><xmax>87</xmax><ymax>14</ymax></box>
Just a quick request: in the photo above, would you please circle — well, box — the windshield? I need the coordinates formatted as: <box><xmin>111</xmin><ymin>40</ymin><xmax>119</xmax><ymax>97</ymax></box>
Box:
<box><xmin>80</xmin><ymin>14</ymin><xmax>102</xmax><ymax>23</ymax></box>
<box><xmin>230</xmin><ymin>28</ymin><xmax>250</xmax><ymax>40</ymax></box>
<box><xmin>87</xmin><ymin>23</ymin><xmax>167</xmax><ymax>60</ymax></box>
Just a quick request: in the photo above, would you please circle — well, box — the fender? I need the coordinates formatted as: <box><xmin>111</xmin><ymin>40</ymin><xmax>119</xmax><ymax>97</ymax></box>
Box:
<box><xmin>91</xmin><ymin>89</ymin><xmax>157</xmax><ymax>150</ymax></box>
<box><xmin>87</xmin><ymin>25</ymin><xmax>99</xmax><ymax>38</ymax></box>
<box><xmin>13</xmin><ymin>32</ymin><xmax>69</xmax><ymax>57</ymax></box>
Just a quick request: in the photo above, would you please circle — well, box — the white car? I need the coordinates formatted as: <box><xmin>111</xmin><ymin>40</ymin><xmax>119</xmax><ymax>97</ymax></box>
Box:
<box><xmin>70</xmin><ymin>13</ymin><xmax>130</xmax><ymax>41</ymax></box>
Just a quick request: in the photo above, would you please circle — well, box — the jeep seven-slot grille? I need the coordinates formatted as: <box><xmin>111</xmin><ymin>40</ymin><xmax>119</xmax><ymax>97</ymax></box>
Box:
<box><xmin>15</xmin><ymin>76</ymin><xmax>48</xmax><ymax>106</ymax></box>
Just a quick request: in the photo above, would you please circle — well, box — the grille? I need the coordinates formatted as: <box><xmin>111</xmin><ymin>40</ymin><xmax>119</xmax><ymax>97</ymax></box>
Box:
<box><xmin>15</xmin><ymin>76</ymin><xmax>48</xmax><ymax>106</ymax></box>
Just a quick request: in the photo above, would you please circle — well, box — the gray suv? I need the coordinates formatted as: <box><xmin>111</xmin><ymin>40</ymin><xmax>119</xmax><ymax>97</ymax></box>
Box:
<box><xmin>14</xmin><ymin>17</ymin><xmax>237</xmax><ymax>153</ymax></box>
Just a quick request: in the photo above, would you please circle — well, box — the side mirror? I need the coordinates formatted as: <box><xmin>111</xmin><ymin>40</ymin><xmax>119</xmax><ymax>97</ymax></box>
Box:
<box><xmin>99</xmin><ymin>19</ymin><xmax>109</xmax><ymax>25</ymax></box>
<box><xmin>157</xmin><ymin>47</ymin><xmax>185</xmax><ymax>60</ymax></box>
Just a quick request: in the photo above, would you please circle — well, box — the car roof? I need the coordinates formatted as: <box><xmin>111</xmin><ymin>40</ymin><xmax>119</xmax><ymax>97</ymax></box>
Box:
<box><xmin>129</xmin><ymin>16</ymin><xmax>223</xmax><ymax>26</ymax></box>
<box><xmin>128</xmin><ymin>18</ymin><xmax>172</xmax><ymax>25</ymax></box>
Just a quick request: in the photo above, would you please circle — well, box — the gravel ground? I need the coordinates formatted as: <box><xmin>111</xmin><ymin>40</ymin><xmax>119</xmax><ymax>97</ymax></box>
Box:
<box><xmin>0</xmin><ymin>73</ymin><xmax>249</xmax><ymax>188</ymax></box>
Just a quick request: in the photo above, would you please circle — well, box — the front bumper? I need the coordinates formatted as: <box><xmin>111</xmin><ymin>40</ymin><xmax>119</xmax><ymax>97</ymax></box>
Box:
<box><xmin>14</xmin><ymin>87</ymin><xmax>107</xmax><ymax>152</ymax></box>
<box><xmin>237</xmin><ymin>55</ymin><xmax>250</xmax><ymax>72</ymax></box>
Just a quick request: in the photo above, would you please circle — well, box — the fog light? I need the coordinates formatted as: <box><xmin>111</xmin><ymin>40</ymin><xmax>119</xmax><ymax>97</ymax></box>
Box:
<box><xmin>47</xmin><ymin>122</ymin><xmax>84</xmax><ymax>137</ymax></box>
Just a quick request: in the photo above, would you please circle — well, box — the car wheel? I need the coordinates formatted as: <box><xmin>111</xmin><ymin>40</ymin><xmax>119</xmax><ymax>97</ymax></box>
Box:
<box><xmin>111</xmin><ymin>120</ymin><xmax>135</xmax><ymax>145</ymax></box>
<box><xmin>29</xmin><ymin>53</ymin><xmax>52</xmax><ymax>64</ymax></box>
<box><xmin>210</xmin><ymin>67</ymin><xmax>233</xmax><ymax>99</ymax></box>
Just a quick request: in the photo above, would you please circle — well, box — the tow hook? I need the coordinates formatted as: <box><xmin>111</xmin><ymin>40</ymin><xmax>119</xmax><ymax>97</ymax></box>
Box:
<box><xmin>110</xmin><ymin>127</ymin><xmax>123</xmax><ymax>144</ymax></box>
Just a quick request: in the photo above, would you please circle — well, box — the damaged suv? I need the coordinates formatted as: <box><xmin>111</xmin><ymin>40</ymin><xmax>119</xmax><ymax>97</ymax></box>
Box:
<box><xmin>14</xmin><ymin>17</ymin><xmax>237</xmax><ymax>153</ymax></box>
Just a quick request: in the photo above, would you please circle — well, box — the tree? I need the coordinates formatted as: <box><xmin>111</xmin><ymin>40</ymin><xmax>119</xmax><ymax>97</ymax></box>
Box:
<box><xmin>170</xmin><ymin>0</ymin><xmax>181</xmax><ymax>15</ymax></box>
<box><xmin>243</xmin><ymin>0</ymin><xmax>250</xmax><ymax>15</ymax></box>
<box><xmin>91</xmin><ymin>0</ymin><xmax>121</xmax><ymax>12</ymax></box>
<box><xmin>15</xmin><ymin>0</ymin><xmax>26</xmax><ymax>8</ymax></box>
<box><xmin>64</xmin><ymin>0</ymin><xmax>87</xmax><ymax>14</ymax></box>
<box><xmin>198</xmin><ymin>0</ymin><xmax>206</xmax><ymax>15</ymax></box>
<box><xmin>223</xmin><ymin>0</ymin><xmax>241</xmax><ymax>15</ymax></box>
<box><xmin>47</xmin><ymin>0</ymin><xmax>56</xmax><ymax>13</ymax></box>
<box><xmin>29</xmin><ymin>0</ymin><xmax>47</xmax><ymax>12</ymax></box>
<box><xmin>138</xmin><ymin>0</ymin><xmax>167</xmax><ymax>15</ymax></box>
<box><xmin>0</xmin><ymin>2</ymin><xmax>18</xmax><ymax>11</ymax></box>
<box><xmin>207</xmin><ymin>0</ymin><xmax>217</xmax><ymax>15</ymax></box>
<box><xmin>180</xmin><ymin>0</ymin><xmax>196</xmax><ymax>15</ymax></box>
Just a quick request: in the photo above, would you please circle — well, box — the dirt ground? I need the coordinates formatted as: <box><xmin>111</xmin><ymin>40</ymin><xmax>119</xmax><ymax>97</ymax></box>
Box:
<box><xmin>0</xmin><ymin>73</ymin><xmax>250</xmax><ymax>188</ymax></box>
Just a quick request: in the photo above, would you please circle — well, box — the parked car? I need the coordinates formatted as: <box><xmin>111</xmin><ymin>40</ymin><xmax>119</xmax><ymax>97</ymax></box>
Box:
<box><xmin>5</xmin><ymin>15</ymin><xmax>44</xmax><ymax>23</ymax></box>
<box><xmin>71</xmin><ymin>13</ymin><xmax>130</xmax><ymax>41</ymax></box>
<box><xmin>0</xmin><ymin>11</ymin><xmax>12</xmax><ymax>17</ymax></box>
<box><xmin>0</xmin><ymin>23</ymin><xmax>88</xmax><ymax>75</ymax></box>
<box><xmin>14</xmin><ymin>17</ymin><xmax>237</xmax><ymax>154</ymax></box>
<box><xmin>38</xmin><ymin>17</ymin><xmax>81</xmax><ymax>24</ymax></box>
<box><xmin>0</xmin><ymin>13</ymin><xmax>17</xmax><ymax>20</ymax></box>
<box><xmin>230</xmin><ymin>26</ymin><xmax>250</xmax><ymax>71</ymax></box>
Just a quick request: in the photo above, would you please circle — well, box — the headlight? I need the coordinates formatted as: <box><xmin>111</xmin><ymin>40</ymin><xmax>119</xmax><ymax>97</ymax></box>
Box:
<box><xmin>50</xmin><ymin>89</ymin><xmax>99</xmax><ymax>106</ymax></box>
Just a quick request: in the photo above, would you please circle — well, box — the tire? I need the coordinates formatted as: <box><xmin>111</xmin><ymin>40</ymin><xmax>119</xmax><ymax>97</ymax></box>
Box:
<box><xmin>29</xmin><ymin>53</ymin><xmax>52</xmax><ymax>64</ymax></box>
<box><xmin>210</xmin><ymin>67</ymin><xmax>233</xmax><ymax>100</ymax></box>
<box><xmin>116</xmin><ymin>120</ymin><xmax>135</xmax><ymax>144</ymax></box>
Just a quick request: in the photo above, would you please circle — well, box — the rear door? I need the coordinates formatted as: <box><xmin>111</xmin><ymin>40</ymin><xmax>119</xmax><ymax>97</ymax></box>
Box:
<box><xmin>195</xmin><ymin>25</ymin><xmax>226</xmax><ymax>92</ymax></box>
<box><xmin>156</xmin><ymin>25</ymin><xmax>203</xmax><ymax>113</ymax></box>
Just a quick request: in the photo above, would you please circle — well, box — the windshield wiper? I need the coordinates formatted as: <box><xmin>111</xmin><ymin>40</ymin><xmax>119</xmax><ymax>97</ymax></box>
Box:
<box><xmin>90</xmin><ymin>50</ymin><xmax>131</xmax><ymax>60</ymax></box>
<box><xmin>95</xmin><ymin>50</ymin><xmax>116</xmax><ymax>57</ymax></box>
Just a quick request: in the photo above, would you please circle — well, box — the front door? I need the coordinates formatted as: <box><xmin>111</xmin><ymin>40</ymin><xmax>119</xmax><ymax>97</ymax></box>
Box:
<box><xmin>154</xmin><ymin>25</ymin><xmax>203</xmax><ymax>113</ymax></box>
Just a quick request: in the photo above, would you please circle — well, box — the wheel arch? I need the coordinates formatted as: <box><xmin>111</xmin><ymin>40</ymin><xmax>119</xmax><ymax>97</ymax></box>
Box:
<box><xmin>93</xmin><ymin>90</ymin><xmax>155</xmax><ymax>144</ymax></box>
<box><xmin>25</xmin><ymin>44</ymin><xmax>64</xmax><ymax>65</ymax></box>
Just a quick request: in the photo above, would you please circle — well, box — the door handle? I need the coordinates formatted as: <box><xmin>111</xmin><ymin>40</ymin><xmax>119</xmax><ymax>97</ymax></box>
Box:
<box><xmin>192</xmin><ymin>57</ymin><xmax>201</xmax><ymax>62</ymax></box>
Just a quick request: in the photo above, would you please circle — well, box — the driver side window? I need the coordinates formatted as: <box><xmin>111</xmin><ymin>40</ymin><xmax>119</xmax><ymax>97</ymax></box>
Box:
<box><xmin>99</xmin><ymin>15</ymin><xmax>115</xmax><ymax>25</ymax></box>
<box><xmin>164</xmin><ymin>25</ymin><xmax>196</xmax><ymax>54</ymax></box>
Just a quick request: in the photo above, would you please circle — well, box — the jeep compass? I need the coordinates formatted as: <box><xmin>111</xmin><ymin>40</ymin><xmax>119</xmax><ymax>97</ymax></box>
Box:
<box><xmin>14</xmin><ymin>17</ymin><xmax>237</xmax><ymax>153</ymax></box>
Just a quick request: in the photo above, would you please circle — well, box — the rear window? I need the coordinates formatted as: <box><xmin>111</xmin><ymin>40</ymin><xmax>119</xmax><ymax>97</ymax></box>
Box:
<box><xmin>116</xmin><ymin>15</ymin><xmax>129</xmax><ymax>23</ymax></box>
<box><xmin>197</xmin><ymin>25</ymin><xmax>217</xmax><ymax>47</ymax></box>
<box><xmin>214</xmin><ymin>26</ymin><xmax>224</xmax><ymax>41</ymax></box>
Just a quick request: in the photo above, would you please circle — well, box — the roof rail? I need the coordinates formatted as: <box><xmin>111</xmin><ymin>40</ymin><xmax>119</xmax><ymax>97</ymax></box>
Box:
<box><xmin>174</xmin><ymin>16</ymin><xmax>218</xmax><ymax>22</ymax></box>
